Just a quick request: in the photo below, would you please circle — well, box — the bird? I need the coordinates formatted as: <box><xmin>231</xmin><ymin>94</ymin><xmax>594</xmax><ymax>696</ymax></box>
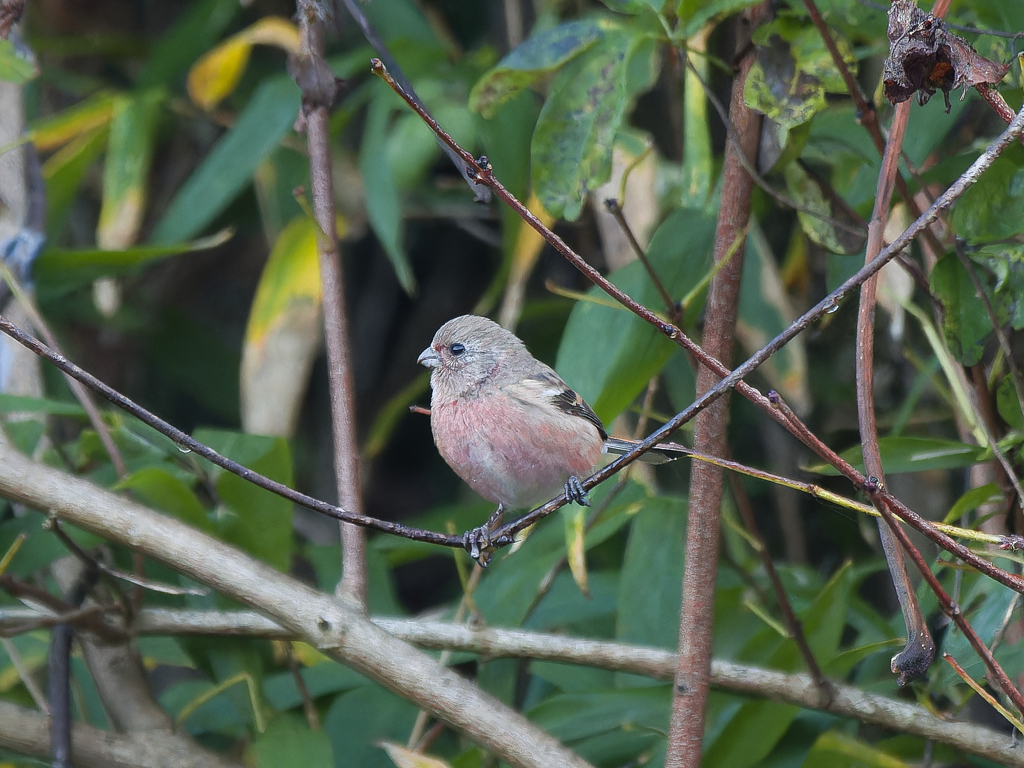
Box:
<box><xmin>417</xmin><ymin>314</ymin><xmax>683</xmax><ymax>562</ymax></box>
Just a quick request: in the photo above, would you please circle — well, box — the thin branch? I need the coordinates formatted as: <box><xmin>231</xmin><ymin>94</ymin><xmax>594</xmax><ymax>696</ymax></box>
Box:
<box><xmin>295</xmin><ymin>1</ymin><xmax>368</xmax><ymax>607</ymax></box>
<box><xmin>603</xmin><ymin>198</ymin><xmax>677</xmax><ymax>319</ymax></box>
<box><xmin>870</xmin><ymin>484</ymin><xmax>1024</xmax><ymax>716</ymax></box>
<box><xmin>770</xmin><ymin>393</ymin><xmax>1024</xmax><ymax>598</ymax></box>
<box><xmin>856</xmin><ymin>95</ymin><xmax>934</xmax><ymax>685</ymax></box>
<box><xmin>0</xmin><ymin>261</ymin><xmax>127</xmax><ymax>478</ymax></box>
<box><xmin>728</xmin><ymin>470</ymin><xmax>830</xmax><ymax>702</ymax></box>
<box><xmin>1</xmin><ymin>87</ymin><xmax>1022</xmax><ymax>567</ymax></box>
<box><xmin>0</xmin><ymin>315</ymin><xmax>465</xmax><ymax>547</ymax></box>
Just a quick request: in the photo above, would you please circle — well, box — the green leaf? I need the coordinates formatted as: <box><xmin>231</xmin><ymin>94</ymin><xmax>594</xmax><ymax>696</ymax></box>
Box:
<box><xmin>193</xmin><ymin>429</ymin><xmax>294</xmax><ymax>571</ymax></box>
<box><xmin>116</xmin><ymin>467</ymin><xmax>213</xmax><ymax>533</ymax></box>
<box><xmin>971</xmin><ymin>243</ymin><xmax>1024</xmax><ymax>331</ymax></box>
<box><xmin>322</xmin><ymin>685</ymin><xmax>418</xmax><ymax>768</ymax></box>
<box><xmin>617</xmin><ymin>497</ymin><xmax>687</xmax><ymax>651</ymax></box>
<box><xmin>806</xmin><ymin>436</ymin><xmax>986</xmax><ymax>476</ymax></box>
<box><xmin>0</xmin><ymin>394</ymin><xmax>86</xmax><ymax>417</ymax></box>
<box><xmin>469</xmin><ymin>20</ymin><xmax>605</xmax><ymax>119</ymax></box>
<box><xmin>597</xmin><ymin>0</ymin><xmax>654</xmax><ymax>15</ymax></box>
<box><xmin>704</xmin><ymin>565</ymin><xmax>853</xmax><ymax>768</ymax></box>
<box><xmin>153</xmin><ymin>76</ymin><xmax>300</xmax><ymax>244</ymax></box>
<box><xmin>803</xmin><ymin>730</ymin><xmax>910</xmax><ymax>768</ymax></box>
<box><xmin>952</xmin><ymin>156</ymin><xmax>1024</xmax><ymax>243</ymax></box>
<box><xmin>263</xmin><ymin>662</ymin><xmax>366</xmax><ymax>711</ymax></box>
<box><xmin>783</xmin><ymin>162</ymin><xmax>862</xmax><ymax>254</ymax></box>
<box><xmin>681</xmin><ymin>32</ymin><xmax>713</xmax><ymax>210</ymax></box>
<box><xmin>532</xmin><ymin>30</ymin><xmax>632</xmax><ymax>220</ymax></box>
<box><xmin>556</xmin><ymin>208</ymin><xmax>716</xmax><ymax>422</ymax></box>
<box><xmin>361</xmin><ymin>84</ymin><xmax>416</xmax><ymax>294</ymax></box>
<box><xmin>744</xmin><ymin>44</ymin><xmax>820</xmax><ymax>132</ymax></box>
<box><xmin>97</xmin><ymin>88</ymin><xmax>165</xmax><ymax>249</ymax></box>
<box><xmin>930</xmin><ymin>252</ymin><xmax>991</xmax><ymax>367</ymax></box>
<box><xmin>0</xmin><ymin>39</ymin><xmax>38</xmax><ymax>84</ymax></box>
<box><xmin>529</xmin><ymin>686</ymin><xmax>669</xmax><ymax>764</ymax></box>
<box><xmin>137</xmin><ymin>0</ymin><xmax>241</xmax><ymax>89</ymax></box>
<box><xmin>254</xmin><ymin>714</ymin><xmax>332</xmax><ymax>768</ymax></box>
<box><xmin>997</xmin><ymin>376</ymin><xmax>1024</xmax><ymax>431</ymax></box>
<box><xmin>943</xmin><ymin>483</ymin><xmax>1002</xmax><ymax>525</ymax></box>
<box><xmin>33</xmin><ymin>229</ymin><xmax>232</xmax><ymax>299</ymax></box>
<box><xmin>933</xmin><ymin>572</ymin><xmax>1024</xmax><ymax>693</ymax></box>
<box><xmin>677</xmin><ymin>0</ymin><xmax>763</xmax><ymax>38</ymax></box>
<box><xmin>41</xmin><ymin>126</ymin><xmax>108</xmax><ymax>241</ymax></box>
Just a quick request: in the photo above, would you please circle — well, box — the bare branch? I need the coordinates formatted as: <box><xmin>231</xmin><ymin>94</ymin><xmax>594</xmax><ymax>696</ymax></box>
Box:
<box><xmin>0</xmin><ymin>427</ymin><xmax>593</xmax><ymax>768</ymax></box>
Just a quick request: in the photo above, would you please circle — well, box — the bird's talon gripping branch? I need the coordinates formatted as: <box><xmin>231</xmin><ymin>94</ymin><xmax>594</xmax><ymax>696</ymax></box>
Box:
<box><xmin>462</xmin><ymin>504</ymin><xmax>505</xmax><ymax>566</ymax></box>
<box><xmin>564</xmin><ymin>476</ymin><xmax>589</xmax><ymax>507</ymax></box>
<box><xmin>463</xmin><ymin>526</ymin><xmax>496</xmax><ymax>566</ymax></box>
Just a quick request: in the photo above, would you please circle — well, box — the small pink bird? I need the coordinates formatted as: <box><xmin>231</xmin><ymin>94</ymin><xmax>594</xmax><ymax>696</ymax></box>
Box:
<box><xmin>418</xmin><ymin>315</ymin><xmax>679</xmax><ymax>561</ymax></box>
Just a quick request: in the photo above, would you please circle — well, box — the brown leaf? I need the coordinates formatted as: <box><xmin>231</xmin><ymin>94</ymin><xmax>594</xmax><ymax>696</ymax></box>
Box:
<box><xmin>882</xmin><ymin>0</ymin><xmax>1009</xmax><ymax>111</ymax></box>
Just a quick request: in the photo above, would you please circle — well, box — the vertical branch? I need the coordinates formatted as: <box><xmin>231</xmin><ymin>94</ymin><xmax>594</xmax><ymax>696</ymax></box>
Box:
<box><xmin>666</xmin><ymin>6</ymin><xmax>769</xmax><ymax>766</ymax></box>
<box><xmin>856</xmin><ymin>98</ymin><xmax>935</xmax><ymax>684</ymax></box>
<box><xmin>295</xmin><ymin>1</ymin><xmax>367</xmax><ymax>607</ymax></box>
<box><xmin>855</xmin><ymin>0</ymin><xmax>956</xmax><ymax>684</ymax></box>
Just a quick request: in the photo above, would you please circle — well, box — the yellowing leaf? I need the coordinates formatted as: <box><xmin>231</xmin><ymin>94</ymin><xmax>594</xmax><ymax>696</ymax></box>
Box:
<box><xmin>564</xmin><ymin>505</ymin><xmax>589</xmax><ymax>597</ymax></box>
<box><xmin>28</xmin><ymin>92</ymin><xmax>116</xmax><ymax>151</ymax></box>
<box><xmin>241</xmin><ymin>215</ymin><xmax>330</xmax><ymax>437</ymax></box>
<box><xmin>498</xmin><ymin>192</ymin><xmax>555</xmax><ymax>328</ymax></box>
<box><xmin>188</xmin><ymin>17</ymin><xmax>301</xmax><ymax>111</ymax></box>
<box><xmin>380</xmin><ymin>742</ymin><xmax>452</xmax><ymax>768</ymax></box>
<box><xmin>243</xmin><ymin>16</ymin><xmax>302</xmax><ymax>51</ymax></box>
<box><xmin>97</xmin><ymin>89</ymin><xmax>164</xmax><ymax>250</ymax></box>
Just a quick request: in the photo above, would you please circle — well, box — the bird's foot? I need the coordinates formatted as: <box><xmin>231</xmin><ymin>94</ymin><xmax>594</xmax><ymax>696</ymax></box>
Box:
<box><xmin>564</xmin><ymin>476</ymin><xmax>590</xmax><ymax>507</ymax></box>
<box><xmin>463</xmin><ymin>505</ymin><xmax>505</xmax><ymax>567</ymax></box>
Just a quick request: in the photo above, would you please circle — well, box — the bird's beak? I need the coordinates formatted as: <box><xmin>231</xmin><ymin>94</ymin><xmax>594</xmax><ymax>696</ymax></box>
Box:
<box><xmin>417</xmin><ymin>346</ymin><xmax>440</xmax><ymax>369</ymax></box>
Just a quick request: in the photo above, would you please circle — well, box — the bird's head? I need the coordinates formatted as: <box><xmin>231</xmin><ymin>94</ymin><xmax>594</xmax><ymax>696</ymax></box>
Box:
<box><xmin>418</xmin><ymin>315</ymin><xmax>527</xmax><ymax>397</ymax></box>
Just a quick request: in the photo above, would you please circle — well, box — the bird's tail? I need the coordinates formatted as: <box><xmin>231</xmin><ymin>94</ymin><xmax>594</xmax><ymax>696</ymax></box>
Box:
<box><xmin>604</xmin><ymin>436</ymin><xmax>690</xmax><ymax>465</ymax></box>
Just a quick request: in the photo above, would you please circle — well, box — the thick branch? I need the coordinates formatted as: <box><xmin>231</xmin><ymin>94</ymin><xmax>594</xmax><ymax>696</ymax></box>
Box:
<box><xmin>668</xmin><ymin>7</ymin><xmax>767</xmax><ymax>766</ymax></box>
<box><xmin>0</xmin><ymin>701</ymin><xmax>240</xmax><ymax>768</ymax></box>
<box><xmin>0</xmin><ymin>428</ymin><xmax>591</xmax><ymax>768</ymax></box>
<box><xmin>4</xmin><ymin>608</ymin><xmax>1019</xmax><ymax>767</ymax></box>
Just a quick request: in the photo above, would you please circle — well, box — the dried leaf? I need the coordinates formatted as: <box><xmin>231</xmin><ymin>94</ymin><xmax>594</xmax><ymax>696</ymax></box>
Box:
<box><xmin>883</xmin><ymin>0</ymin><xmax>1009</xmax><ymax>110</ymax></box>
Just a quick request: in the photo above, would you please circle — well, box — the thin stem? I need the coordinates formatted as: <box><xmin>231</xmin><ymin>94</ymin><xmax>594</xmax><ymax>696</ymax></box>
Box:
<box><xmin>604</xmin><ymin>198</ymin><xmax>677</xmax><ymax>319</ymax></box>
<box><xmin>0</xmin><ymin>262</ymin><xmax>127</xmax><ymax>478</ymax></box>
<box><xmin>728</xmin><ymin>471</ymin><xmax>830</xmax><ymax>702</ymax></box>
<box><xmin>856</xmin><ymin>90</ymin><xmax>934</xmax><ymax>685</ymax></box>
<box><xmin>297</xmin><ymin>3</ymin><xmax>368</xmax><ymax>607</ymax></box>
<box><xmin>0</xmin><ymin>315</ymin><xmax>465</xmax><ymax>547</ymax></box>
<box><xmin>872</xmin><ymin>487</ymin><xmax>1024</xmax><ymax>715</ymax></box>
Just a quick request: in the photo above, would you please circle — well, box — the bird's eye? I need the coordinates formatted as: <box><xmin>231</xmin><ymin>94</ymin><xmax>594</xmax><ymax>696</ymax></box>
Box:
<box><xmin>450</xmin><ymin>343</ymin><xmax>466</xmax><ymax>356</ymax></box>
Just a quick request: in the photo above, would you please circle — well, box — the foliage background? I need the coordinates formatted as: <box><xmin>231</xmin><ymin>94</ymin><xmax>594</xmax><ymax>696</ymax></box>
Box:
<box><xmin>1</xmin><ymin>0</ymin><xmax>1024</xmax><ymax>766</ymax></box>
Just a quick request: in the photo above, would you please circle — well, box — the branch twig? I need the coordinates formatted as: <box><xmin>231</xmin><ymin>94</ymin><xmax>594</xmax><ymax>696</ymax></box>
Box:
<box><xmin>295</xmin><ymin>0</ymin><xmax>368</xmax><ymax>606</ymax></box>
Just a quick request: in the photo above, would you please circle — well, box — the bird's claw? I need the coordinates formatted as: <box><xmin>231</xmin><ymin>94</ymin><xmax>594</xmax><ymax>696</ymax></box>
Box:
<box><xmin>564</xmin><ymin>476</ymin><xmax>589</xmax><ymax>507</ymax></box>
<box><xmin>463</xmin><ymin>526</ymin><xmax>497</xmax><ymax>566</ymax></box>
<box><xmin>463</xmin><ymin>504</ymin><xmax>505</xmax><ymax>567</ymax></box>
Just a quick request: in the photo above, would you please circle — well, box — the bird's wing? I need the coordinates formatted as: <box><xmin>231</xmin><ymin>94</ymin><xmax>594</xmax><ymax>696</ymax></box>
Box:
<box><xmin>510</xmin><ymin>369</ymin><xmax>608</xmax><ymax>440</ymax></box>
